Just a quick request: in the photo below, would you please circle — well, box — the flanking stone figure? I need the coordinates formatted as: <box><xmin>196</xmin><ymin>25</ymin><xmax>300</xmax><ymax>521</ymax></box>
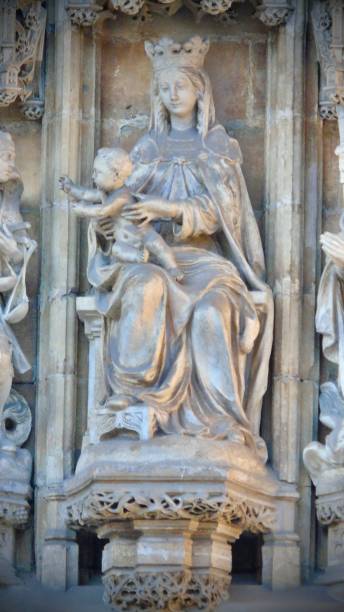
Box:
<box><xmin>0</xmin><ymin>131</ymin><xmax>36</xmax><ymax>584</ymax></box>
<box><xmin>58</xmin><ymin>37</ymin><xmax>286</xmax><ymax>611</ymax></box>
<box><xmin>303</xmin><ymin>221</ymin><xmax>344</xmax><ymax>595</ymax></box>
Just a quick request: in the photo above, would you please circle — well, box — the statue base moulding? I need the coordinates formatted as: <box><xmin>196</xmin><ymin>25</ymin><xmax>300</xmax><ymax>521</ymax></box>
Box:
<box><xmin>45</xmin><ymin>435</ymin><xmax>298</xmax><ymax>611</ymax></box>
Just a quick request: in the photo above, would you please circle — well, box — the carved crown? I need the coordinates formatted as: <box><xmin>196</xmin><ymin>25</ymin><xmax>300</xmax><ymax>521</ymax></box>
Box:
<box><xmin>144</xmin><ymin>36</ymin><xmax>209</xmax><ymax>72</ymax></box>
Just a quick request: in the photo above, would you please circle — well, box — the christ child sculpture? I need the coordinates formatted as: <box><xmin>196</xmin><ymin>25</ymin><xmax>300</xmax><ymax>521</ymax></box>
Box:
<box><xmin>59</xmin><ymin>147</ymin><xmax>183</xmax><ymax>281</ymax></box>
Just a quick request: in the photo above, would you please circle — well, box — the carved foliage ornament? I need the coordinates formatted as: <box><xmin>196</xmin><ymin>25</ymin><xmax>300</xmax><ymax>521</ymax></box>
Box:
<box><xmin>66</xmin><ymin>489</ymin><xmax>276</xmax><ymax>533</ymax></box>
<box><xmin>103</xmin><ymin>570</ymin><xmax>230</xmax><ymax>611</ymax></box>
<box><xmin>0</xmin><ymin>1</ymin><xmax>46</xmax><ymax>114</ymax></box>
<box><xmin>0</xmin><ymin>499</ymin><xmax>30</xmax><ymax>527</ymax></box>
<box><xmin>66</xmin><ymin>0</ymin><xmax>293</xmax><ymax>27</ymax></box>
<box><xmin>316</xmin><ymin>494</ymin><xmax>344</xmax><ymax>525</ymax></box>
<box><xmin>254</xmin><ymin>1</ymin><xmax>293</xmax><ymax>27</ymax></box>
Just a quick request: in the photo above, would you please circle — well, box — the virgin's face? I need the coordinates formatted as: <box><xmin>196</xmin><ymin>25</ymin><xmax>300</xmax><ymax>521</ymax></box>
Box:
<box><xmin>0</xmin><ymin>149</ymin><xmax>16</xmax><ymax>183</ymax></box>
<box><xmin>158</xmin><ymin>68</ymin><xmax>198</xmax><ymax>119</ymax></box>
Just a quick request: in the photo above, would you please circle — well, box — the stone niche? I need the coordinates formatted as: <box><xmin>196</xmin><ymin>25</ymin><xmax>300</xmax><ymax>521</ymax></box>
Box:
<box><xmin>4</xmin><ymin>0</ymin><xmax>342</xmax><ymax>611</ymax></box>
<box><xmin>40</xmin><ymin>5</ymin><xmax>302</xmax><ymax>611</ymax></box>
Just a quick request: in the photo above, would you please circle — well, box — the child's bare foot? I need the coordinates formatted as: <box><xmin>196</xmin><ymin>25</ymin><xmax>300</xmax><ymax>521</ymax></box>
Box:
<box><xmin>169</xmin><ymin>267</ymin><xmax>184</xmax><ymax>282</ymax></box>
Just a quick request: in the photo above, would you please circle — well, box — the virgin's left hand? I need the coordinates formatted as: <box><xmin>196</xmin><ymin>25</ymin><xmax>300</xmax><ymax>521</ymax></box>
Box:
<box><xmin>122</xmin><ymin>196</ymin><xmax>178</xmax><ymax>225</ymax></box>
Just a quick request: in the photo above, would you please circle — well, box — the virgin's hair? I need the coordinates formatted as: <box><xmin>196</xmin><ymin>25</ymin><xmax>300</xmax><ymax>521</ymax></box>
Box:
<box><xmin>96</xmin><ymin>147</ymin><xmax>133</xmax><ymax>180</ymax></box>
<box><xmin>150</xmin><ymin>67</ymin><xmax>216</xmax><ymax>138</ymax></box>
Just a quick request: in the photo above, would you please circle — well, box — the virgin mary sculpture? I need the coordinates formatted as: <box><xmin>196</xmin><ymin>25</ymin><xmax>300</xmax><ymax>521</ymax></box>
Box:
<box><xmin>86</xmin><ymin>37</ymin><xmax>273</xmax><ymax>459</ymax></box>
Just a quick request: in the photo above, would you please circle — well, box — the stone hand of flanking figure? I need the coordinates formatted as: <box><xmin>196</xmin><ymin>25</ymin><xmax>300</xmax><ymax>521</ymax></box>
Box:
<box><xmin>304</xmin><ymin>216</ymin><xmax>344</xmax><ymax>487</ymax></box>
<box><xmin>303</xmin><ymin>382</ymin><xmax>344</xmax><ymax>485</ymax></box>
<box><xmin>320</xmin><ymin>229</ymin><xmax>344</xmax><ymax>272</ymax></box>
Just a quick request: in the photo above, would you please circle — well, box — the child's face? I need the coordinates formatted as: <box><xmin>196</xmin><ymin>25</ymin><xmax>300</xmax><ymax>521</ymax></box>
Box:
<box><xmin>93</xmin><ymin>156</ymin><xmax>123</xmax><ymax>191</ymax></box>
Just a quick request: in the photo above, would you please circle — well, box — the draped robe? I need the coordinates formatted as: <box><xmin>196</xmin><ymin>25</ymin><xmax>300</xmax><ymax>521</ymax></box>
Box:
<box><xmin>87</xmin><ymin>125</ymin><xmax>273</xmax><ymax>452</ymax></box>
<box><xmin>0</xmin><ymin>177</ymin><xmax>36</xmax><ymax>375</ymax></box>
<box><xmin>316</xmin><ymin>249</ymin><xmax>344</xmax><ymax>396</ymax></box>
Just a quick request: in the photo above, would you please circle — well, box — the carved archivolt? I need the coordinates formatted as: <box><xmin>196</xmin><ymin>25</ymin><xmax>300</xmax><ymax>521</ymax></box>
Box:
<box><xmin>0</xmin><ymin>1</ymin><xmax>46</xmax><ymax>115</ymax></box>
<box><xmin>103</xmin><ymin>570</ymin><xmax>230</xmax><ymax>611</ymax></box>
<box><xmin>66</xmin><ymin>489</ymin><xmax>275</xmax><ymax>533</ymax></box>
<box><xmin>66</xmin><ymin>0</ymin><xmax>293</xmax><ymax>27</ymax></box>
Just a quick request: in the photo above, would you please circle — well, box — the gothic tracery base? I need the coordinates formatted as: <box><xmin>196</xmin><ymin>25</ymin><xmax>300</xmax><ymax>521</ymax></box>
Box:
<box><xmin>103</xmin><ymin>570</ymin><xmax>230</xmax><ymax>611</ymax></box>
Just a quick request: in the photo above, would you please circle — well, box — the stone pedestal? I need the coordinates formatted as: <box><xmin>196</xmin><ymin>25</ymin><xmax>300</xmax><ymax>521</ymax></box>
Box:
<box><xmin>100</xmin><ymin>519</ymin><xmax>239</xmax><ymax>610</ymax></box>
<box><xmin>0</xmin><ymin>455</ymin><xmax>32</xmax><ymax>585</ymax></box>
<box><xmin>44</xmin><ymin>435</ymin><xmax>296</xmax><ymax>610</ymax></box>
<box><xmin>313</xmin><ymin>474</ymin><xmax>344</xmax><ymax>599</ymax></box>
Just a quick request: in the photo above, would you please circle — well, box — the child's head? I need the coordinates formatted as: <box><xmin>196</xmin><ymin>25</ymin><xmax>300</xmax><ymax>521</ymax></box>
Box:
<box><xmin>93</xmin><ymin>147</ymin><xmax>133</xmax><ymax>191</ymax></box>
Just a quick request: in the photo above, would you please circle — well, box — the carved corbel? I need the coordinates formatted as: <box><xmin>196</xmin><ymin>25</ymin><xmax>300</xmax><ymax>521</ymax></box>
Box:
<box><xmin>254</xmin><ymin>0</ymin><xmax>294</xmax><ymax>27</ymax></box>
<box><xmin>66</xmin><ymin>1</ymin><xmax>105</xmax><ymax>26</ymax></box>
<box><xmin>0</xmin><ymin>1</ymin><xmax>46</xmax><ymax>118</ymax></box>
<box><xmin>312</xmin><ymin>1</ymin><xmax>344</xmax><ymax>121</ymax></box>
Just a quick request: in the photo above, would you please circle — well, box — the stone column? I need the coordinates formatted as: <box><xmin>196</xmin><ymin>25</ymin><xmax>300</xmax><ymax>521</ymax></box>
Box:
<box><xmin>35</xmin><ymin>0</ymin><xmax>99</xmax><ymax>588</ymax></box>
<box><xmin>298</xmin><ymin>23</ymin><xmax>323</xmax><ymax>582</ymax></box>
<box><xmin>263</xmin><ymin>0</ymin><xmax>306</xmax><ymax>587</ymax></box>
<box><xmin>76</xmin><ymin>297</ymin><xmax>104</xmax><ymax>447</ymax></box>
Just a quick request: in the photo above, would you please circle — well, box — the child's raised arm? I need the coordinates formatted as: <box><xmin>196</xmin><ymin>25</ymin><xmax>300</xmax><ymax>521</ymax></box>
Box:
<box><xmin>59</xmin><ymin>176</ymin><xmax>102</xmax><ymax>203</ymax></box>
<box><xmin>71</xmin><ymin>202</ymin><xmax>104</xmax><ymax>218</ymax></box>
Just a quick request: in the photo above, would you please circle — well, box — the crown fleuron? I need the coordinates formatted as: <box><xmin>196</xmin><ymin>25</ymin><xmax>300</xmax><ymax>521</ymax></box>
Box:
<box><xmin>144</xmin><ymin>36</ymin><xmax>210</xmax><ymax>72</ymax></box>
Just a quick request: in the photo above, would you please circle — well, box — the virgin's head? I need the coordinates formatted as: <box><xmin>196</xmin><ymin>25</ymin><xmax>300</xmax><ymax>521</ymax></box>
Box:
<box><xmin>145</xmin><ymin>37</ymin><xmax>215</xmax><ymax>138</ymax></box>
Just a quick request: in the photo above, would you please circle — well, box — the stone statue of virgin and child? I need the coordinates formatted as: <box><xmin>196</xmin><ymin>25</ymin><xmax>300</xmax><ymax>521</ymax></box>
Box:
<box><xmin>60</xmin><ymin>36</ymin><xmax>274</xmax><ymax>462</ymax></box>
